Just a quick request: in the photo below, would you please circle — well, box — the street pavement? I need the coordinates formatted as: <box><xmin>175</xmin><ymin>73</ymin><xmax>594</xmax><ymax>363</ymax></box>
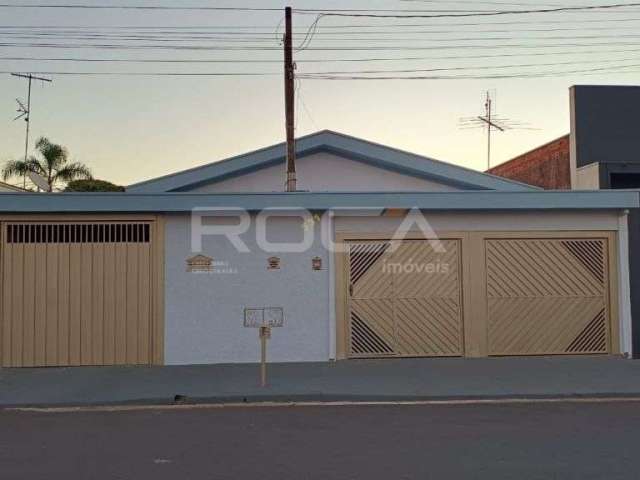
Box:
<box><xmin>1</xmin><ymin>400</ymin><xmax>640</xmax><ymax>479</ymax></box>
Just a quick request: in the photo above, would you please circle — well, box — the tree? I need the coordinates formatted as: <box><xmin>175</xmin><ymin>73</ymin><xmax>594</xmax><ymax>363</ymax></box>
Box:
<box><xmin>1</xmin><ymin>137</ymin><xmax>92</xmax><ymax>192</ymax></box>
<box><xmin>64</xmin><ymin>179</ymin><xmax>124</xmax><ymax>192</ymax></box>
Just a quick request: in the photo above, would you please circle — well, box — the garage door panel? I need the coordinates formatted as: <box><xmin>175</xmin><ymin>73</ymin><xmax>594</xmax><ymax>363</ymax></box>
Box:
<box><xmin>392</xmin><ymin>240</ymin><xmax>460</xmax><ymax>299</ymax></box>
<box><xmin>22</xmin><ymin>243</ymin><xmax>36</xmax><ymax>367</ymax></box>
<box><xmin>103</xmin><ymin>243</ymin><xmax>116</xmax><ymax>365</ymax></box>
<box><xmin>395</xmin><ymin>298</ymin><xmax>462</xmax><ymax>356</ymax></box>
<box><xmin>349</xmin><ymin>241</ymin><xmax>392</xmax><ymax>299</ymax></box>
<box><xmin>488</xmin><ymin>297</ymin><xmax>606</xmax><ymax>355</ymax></box>
<box><xmin>115</xmin><ymin>242</ymin><xmax>128</xmax><ymax>365</ymax></box>
<box><xmin>486</xmin><ymin>238</ymin><xmax>610</xmax><ymax>356</ymax></box>
<box><xmin>487</xmin><ymin>239</ymin><xmax>604</xmax><ymax>298</ymax></box>
<box><xmin>69</xmin><ymin>242</ymin><xmax>82</xmax><ymax>366</ymax></box>
<box><xmin>46</xmin><ymin>243</ymin><xmax>60</xmax><ymax>366</ymax></box>
<box><xmin>0</xmin><ymin>222</ymin><xmax>158</xmax><ymax>367</ymax></box>
<box><xmin>57</xmin><ymin>244</ymin><xmax>70</xmax><ymax>366</ymax></box>
<box><xmin>10</xmin><ymin>243</ymin><xmax>24</xmax><ymax>367</ymax></box>
<box><xmin>1</xmin><ymin>242</ymin><xmax>10</xmax><ymax>365</ymax></box>
<box><xmin>347</xmin><ymin>239</ymin><xmax>463</xmax><ymax>358</ymax></box>
<box><xmin>137</xmin><ymin>244</ymin><xmax>151</xmax><ymax>364</ymax></box>
<box><xmin>80</xmin><ymin>242</ymin><xmax>93</xmax><ymax>365</ymax></box>
<box><xmin>92</xmin><ymin>243</ymin><xmax>105</xmax><ymax>365</ymax></box>
<box><xmin>350</xmin><ymin>299</ymin><xmax>394</xmax><ymax>356</ymax></box>
<box><xmin>126</xmin><ymin>243</ymin><xmax>140</xmax><ymax>364</ymax></box>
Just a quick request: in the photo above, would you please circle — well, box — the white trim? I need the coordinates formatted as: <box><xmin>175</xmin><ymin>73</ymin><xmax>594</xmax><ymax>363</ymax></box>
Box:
<box><xmin>2</xmin><ymin>190</ymin><xmax>637</xmax><ymax>213</ymax></box>
<box><xmin>617</xmin><ymin>210</ymin><xmax>633</xmax><ymax>357</ymax></box>
<box><xmin>325</xmin><ymin>213</ymin><xmax>337</xmax><ymax>360</ymax></box>
<box><xmin>127</xmin><ymin>130</ymin><xmax>538</xmax><ymax>193</ymax></box>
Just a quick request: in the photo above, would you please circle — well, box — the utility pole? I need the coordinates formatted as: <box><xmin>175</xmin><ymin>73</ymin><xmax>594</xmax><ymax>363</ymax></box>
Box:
<box><xmin>283</xmin><ymin>6</ymin><xmax>296</xmax><ymax>192</ymax></box>
<box><xmin>11</xmin><ymin>73</ymin><xmax>53</xmax><ymax>188</ymax></box>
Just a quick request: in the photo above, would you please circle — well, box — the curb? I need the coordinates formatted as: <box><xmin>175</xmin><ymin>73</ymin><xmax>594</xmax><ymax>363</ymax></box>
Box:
<box><xmin>4</xmin><ymin>392</ymin><xmax>640</xmax><ymax>412</ymax></box>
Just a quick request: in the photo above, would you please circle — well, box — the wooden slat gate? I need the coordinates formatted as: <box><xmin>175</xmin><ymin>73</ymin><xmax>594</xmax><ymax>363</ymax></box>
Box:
<box><xmin>1</xmin><ymin>221</ymin><xmax>159</xmax><ymax>367</ymax></box>
<box><xmin>347</xmin><ymin>239</ymin><xmax>463</xmax><ymax>358</ymax></box>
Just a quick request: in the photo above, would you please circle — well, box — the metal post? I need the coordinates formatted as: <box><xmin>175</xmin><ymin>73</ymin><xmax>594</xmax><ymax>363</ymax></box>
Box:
<box><xmin>486</xmin><ymin>91</ymin><xmax>491</xmax><ymax>170</ymax></box>
<box><xmin>259</xmin><ymin>326</ymin><xmax>270</xmax><ymax>387</ymax></box>
<box><xmin>23</xmin><ymin>76</ymin><xmax>32</xmax><ymax>188</ymax></box>
<box><xmin>283</xmin><ymin>6</ymin><xmax>296</xmax><ymax>192</ymax></box>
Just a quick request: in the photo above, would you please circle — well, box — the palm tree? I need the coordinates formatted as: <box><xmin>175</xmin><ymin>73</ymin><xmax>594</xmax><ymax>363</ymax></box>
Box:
<box><xmin>2</xmin><ymin>137</ymin><xmax>92</xmax><ymax>192</ymax></box>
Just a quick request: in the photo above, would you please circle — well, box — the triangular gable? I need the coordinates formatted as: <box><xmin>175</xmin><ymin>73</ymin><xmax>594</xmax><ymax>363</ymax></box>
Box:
<box><xmin>127</xmin><ymin>130</ymin><xmax>538</xmax><ymax>193</ymax></box>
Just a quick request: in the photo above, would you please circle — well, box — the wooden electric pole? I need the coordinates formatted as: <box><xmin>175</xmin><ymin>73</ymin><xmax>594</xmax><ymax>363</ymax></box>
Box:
<box><xmin>283</xmin><ymin>6</ymin><xmax>296</xmax><ymax>192</ymax></box>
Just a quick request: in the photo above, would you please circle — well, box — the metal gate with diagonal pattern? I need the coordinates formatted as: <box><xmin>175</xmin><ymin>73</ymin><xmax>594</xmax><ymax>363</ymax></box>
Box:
<box><xmin>347</xmin><ymin>239</ymin><xmax>463</xmax><ymax>358</ymax></box>
<box><xmin>485</xmin><ymin>238</ymin><xmax>611</xmax><ymax>355</ymax></box>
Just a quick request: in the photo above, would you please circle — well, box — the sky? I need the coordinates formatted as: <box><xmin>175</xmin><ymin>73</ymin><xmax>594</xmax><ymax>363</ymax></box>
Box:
<box><xmin>1</xmin><ymin>0</ymin><xmax>640</xmax><ymax>187</ymax></box>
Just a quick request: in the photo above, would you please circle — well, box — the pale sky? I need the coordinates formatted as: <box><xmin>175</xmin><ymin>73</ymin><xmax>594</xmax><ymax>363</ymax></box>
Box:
<box><xmin>1</xmin><ymin>0</ymin><xmax>640</xmax><ymax>187</ymax></box>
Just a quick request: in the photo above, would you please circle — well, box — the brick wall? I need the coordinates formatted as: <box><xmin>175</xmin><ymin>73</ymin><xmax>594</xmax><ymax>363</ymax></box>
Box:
<box><xmin>487</xmin><ymin>134</ymin><xmax>570</xmax><ymax>189</ymax></box>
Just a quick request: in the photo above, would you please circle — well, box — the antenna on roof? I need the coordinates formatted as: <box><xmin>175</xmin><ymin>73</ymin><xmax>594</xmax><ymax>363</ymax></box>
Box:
<box><xmin>459</xmin><ymin>90</ymin><xmax>537</xmax><ymax>170</ymax></box>
<box><xmin>10</xmin><ymin>72</ymin><xmax>53</xmax><ymax>188</ymax></box>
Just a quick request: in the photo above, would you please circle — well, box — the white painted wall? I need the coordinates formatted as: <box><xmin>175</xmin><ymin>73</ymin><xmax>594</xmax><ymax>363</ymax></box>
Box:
<box><xmin>333</xmin><ymin>211</ymin><xmax>621</xmax><ymax>233</ymax></box>
<box><xmin>187</xmin><ymin>152</ymin><xmax>461</xmax><ymax>193</ymax></box>
<box><xmin>164</xmin><ymin>213</ymin><xmax>330</xmax><ymax>365</ymax></box>
<box><xmin>575</xmin><ymin>163</ymin><xmax>601</xmax><ymax>190</ymax></box>
<box><xmin>617</xmin><ymin>211</ymin><xmax>633</xmax><ymax>357</ymax></box>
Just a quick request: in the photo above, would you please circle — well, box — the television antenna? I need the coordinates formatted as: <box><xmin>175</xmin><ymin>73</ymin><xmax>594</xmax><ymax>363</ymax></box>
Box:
<box><xmin>10</xmin><ymin>73</ymin><xmax>53</xmax><ymax>188</ymax></box>
<box><xmin>459</xmin><ymin>90</ymin><xmax>537</xmax><ymax>170</ymax></box>
<box><xmin>14</xmin><ymin>99</ymin><xmax>28</xmax><ymax>121</ymax></box>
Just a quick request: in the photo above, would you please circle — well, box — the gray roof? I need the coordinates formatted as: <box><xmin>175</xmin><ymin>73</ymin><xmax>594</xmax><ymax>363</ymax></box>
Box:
<box><xmin>0</xmin><ymin>190</ymin><xmax>636</xmax><ymax>213</ymax></box>
<box><xmin>127</xmin><ymin>130</ymin><xmax>538</xmax><ymax>193</ymax></box>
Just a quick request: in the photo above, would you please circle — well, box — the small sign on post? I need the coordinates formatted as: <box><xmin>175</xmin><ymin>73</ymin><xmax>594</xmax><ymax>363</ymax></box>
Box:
<box><xmin>244</xmin><ymin>307</ymin><xmax>284</xmax><ymax>387</ymax></box>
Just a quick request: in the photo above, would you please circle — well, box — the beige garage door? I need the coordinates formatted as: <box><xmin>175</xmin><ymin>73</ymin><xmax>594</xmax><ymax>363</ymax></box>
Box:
<box><xmin>485</xmin><ymin>238</ymin><xmax>611</xmax><ymax>355</ymax></box>
<box><xmin>347</xmin><ymin>239</ymin><xmax>463</xmax><ymax>358</ymax></box>
<box><xmin>1</xmin><ymin>221</ymin><xmax>161</xmax><ymax>367</ymax></box>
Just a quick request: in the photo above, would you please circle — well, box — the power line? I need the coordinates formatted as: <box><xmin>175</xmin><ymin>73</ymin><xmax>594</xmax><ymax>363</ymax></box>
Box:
<box><xmin>5</xmin><ymin>47</ymin><xmax>640</xmax><ymax>64</ymax></box>
<box><xmin>3</xmin><ymin>2</ymin><xmax>640</xmax><ymax>16</ymax></box>
<box><xmin>0</xmin><ymin>4</ymin><xmax>281</xmax><ymax>11</ymax></box>
<box><xmin>400</xmin><ymin>0</ymin><xmax>568</xmax><ymax>5</ymax></box>
<box><xmin>299</xmin><ymin>62</ymin><xmax>640</xmax><ymax>80</ymax></box>
<box><xmin>4</xmin><ymin>71</ymin><xmax>278</xmax><ymax>76</ymax></box>
<box><xmin>4</xmin><ymin>13</ymin><xmax>640</xmax><ymax>30</ymax></box>
<box><xmin>5</xmin><ymin>62</ymin><xmax>640</xmax><ymax>79</ymax></box>
<box><xmin>8</xmin><ymin>32</ymin><xmax>640</xmax><ymax>43</ymax></box>
<box><xmin>0</xmin><ymin>55</ymin><xmax>287</xmax><ymax>63</ymax></box>
<box><xmin>306</xmin><ymin>57</ymin><xmax>640</xmax><ymax>75</ymax></box>
<box><xmin>5</xmin><ymin>41</ymin><xmax>640</xmax><ymax>51</ymax></box>
<box><xmin>0</xmin><ymin>4</ymin><xmax>532</xmax><ymax>13</ymax></box>
<box><xmin>5</xmin><ymin>23</ymin><xmax>640</xmax><ymax>35</ymax></box>
<box><xmin>294</xmin><ymin>2</ymin><xmax>640</xmax><ymax>18</ymax></box>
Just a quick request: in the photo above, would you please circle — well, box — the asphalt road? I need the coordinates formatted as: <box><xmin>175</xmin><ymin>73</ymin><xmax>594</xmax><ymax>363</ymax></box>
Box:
<box><xmin>1</xmin><ymin>401</ymin><xmax>639</xmax><ymax>480</ymax></box>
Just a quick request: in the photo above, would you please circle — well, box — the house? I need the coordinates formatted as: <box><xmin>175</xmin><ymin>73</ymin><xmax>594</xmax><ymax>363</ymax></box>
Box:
<box><xmin>0</xmin><ymin>130</ymin><xmax>636</xmax><ymax>367</ymax></box>
<box><xmin>488</xmin><ymin>85</ymin><xmax>640</xmax><ymax>358</ymax></box>
<box><xmin>487</xmin><ymin>135</ymin><xmax>570</xmax><ymax>190</ymax></box>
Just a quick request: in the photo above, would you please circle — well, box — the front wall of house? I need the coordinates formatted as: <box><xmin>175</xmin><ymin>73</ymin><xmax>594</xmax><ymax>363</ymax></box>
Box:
<box><xmin>186</xmin><ymin>152</ymin><xmax>462</xmax><ymax>193</ymax></box>
<box><xmin>164</xmin><ymin>209</ymin><xmax>630</xmax><ymax>365</ymax></box>
<box><xmin>164</xmin><ymin>213</ymin><xmax>330</xmax><ymax>365</ymax></box>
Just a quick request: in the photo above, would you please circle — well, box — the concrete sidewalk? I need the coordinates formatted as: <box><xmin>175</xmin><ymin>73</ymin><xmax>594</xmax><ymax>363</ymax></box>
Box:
<box><xmin>1</xmin><ymin>356</ymin><xmax>640</xmax><ymax>408</ymax></box>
